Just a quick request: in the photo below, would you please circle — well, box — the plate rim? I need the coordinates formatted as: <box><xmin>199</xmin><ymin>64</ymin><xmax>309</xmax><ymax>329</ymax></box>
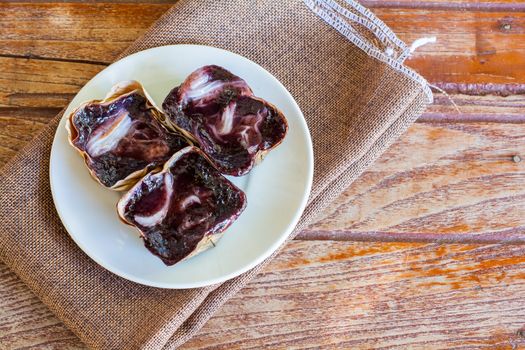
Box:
<box><xmin>49</xmin><ymin>44</ymin><xmax>314</xmax><ymax>288</ymax></box>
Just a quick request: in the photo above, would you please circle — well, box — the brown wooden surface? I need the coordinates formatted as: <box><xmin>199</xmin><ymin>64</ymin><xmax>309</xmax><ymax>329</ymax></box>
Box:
<box><xmin>1</xmin><ymin>1</ymin><xmax>524</xmax><ymax>349</ymax></box>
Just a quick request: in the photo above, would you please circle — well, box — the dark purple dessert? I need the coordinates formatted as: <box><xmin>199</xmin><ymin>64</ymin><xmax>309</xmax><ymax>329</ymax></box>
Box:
<box><xmin>117</xmin><ymin>146</ymin><xmax>247</xmax><ymax>265</ymax></box>
<box><xmin>66</xmin><ymin>81</ymin><xmax>189</xmax><ymax>190</ymax></box>
<box><xmin>162</xmin><ymin>65</ymin><xmax>288</xmax><ymax>176</ymax></box>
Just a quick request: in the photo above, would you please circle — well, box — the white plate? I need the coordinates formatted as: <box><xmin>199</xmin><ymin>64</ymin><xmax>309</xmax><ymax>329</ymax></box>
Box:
<box><xmin>50</xmin><ymin>45</ymin><xmax>313</xmax><ymax>288</ymax></box>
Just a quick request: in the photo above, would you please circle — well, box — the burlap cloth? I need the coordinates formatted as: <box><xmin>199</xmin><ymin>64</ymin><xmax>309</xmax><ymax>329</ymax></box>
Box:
<box><xmin>0</xmin><ymin>0</ymin><xmax>432</xmax><ymax>348</ymax></box>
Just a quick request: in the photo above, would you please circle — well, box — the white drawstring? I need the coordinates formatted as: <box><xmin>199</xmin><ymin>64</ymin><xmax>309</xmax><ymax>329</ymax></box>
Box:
<box><xmin>429</xmin><ymin>84</ymin><xmax>461</xmax><ymax>114</ymax></box>
<box><xmin>409</xmin><ymin>36</ymin><xmax>436</xmax><ymax>54</ymax></box>
<box><xmin>396</xmin><ymin>36</ymin><xmax>437</xmax><ymax>61</ymax></box>
<box><xmin>405</xmin><ymin>36</ymin><xmax>460</xmax><ymax>114</ymax></box>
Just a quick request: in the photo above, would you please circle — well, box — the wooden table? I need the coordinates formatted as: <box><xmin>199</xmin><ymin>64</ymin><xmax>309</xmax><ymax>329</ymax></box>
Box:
<box><xmin>1</xmin><ymin>1</ymin><xmax>525</xmax><ymax>349</ymax></box>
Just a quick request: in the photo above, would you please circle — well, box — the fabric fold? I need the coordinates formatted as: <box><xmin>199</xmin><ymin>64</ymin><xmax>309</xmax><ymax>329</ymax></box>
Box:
<box><xmin>0</xmin><ymin>0</ymin><xmax>431</xmax><ymax>348</ymax></box>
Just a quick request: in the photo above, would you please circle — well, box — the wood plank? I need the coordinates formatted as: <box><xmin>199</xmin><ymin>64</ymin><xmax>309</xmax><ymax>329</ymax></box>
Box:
<box><xmin>423</xmin><ymin>94</ymin><xmax>525</xmax><ymax>122</ymax></box>
<box><xmin>2</xmin><ymin>56</ymin><xmax>524</xmax><ymax>123</ymax></box>
<box><xmin>3</xmin><ymin>0</ymin><xmax>521</xmax><ymax>5</ymax></box>
<box><xmin>0</xmin><ymin>3</ymin><xmax>169</xmax><ymax>64</ymax></box>
<box><xmin>0</xmin><ymin>57</ymin><xmax>103</xmax><ymax>108</ymax></box>
<box><xmin>2</xmin><ymin>3</ymin><xmax>525</xmax><ymax>86</ymax></box>
<box><xmin>184</xmin><ymin>241</ymin><xmax>525</xmax><ymax>349</ymax></box>
<box><xmin>3</xmin><ymin>0</ymin><xmax>174</xmax><ymax>3</ymax></box>
<box><xmin>0</xmin><ymin>107</ymin><xmax>59</xmax><ymax>166</ymax></box>
<box><xmin>305</xmin><ymin>122</ymin><xmax>525</xmax><ymax>243</ymax></box>
<box><xmin>3</xmin><ymin>241</ymin><xmax>525</xmax><ymax>349</ymax></box>
<box><xmin>2</xmin><ymin>105</ymin><xmax>523</xmax><ymax>242</ymax></box>
<box><xmin>365</xmin><ymin>0</ymin><xmax>525</xmax><ymax>9</ymax></box>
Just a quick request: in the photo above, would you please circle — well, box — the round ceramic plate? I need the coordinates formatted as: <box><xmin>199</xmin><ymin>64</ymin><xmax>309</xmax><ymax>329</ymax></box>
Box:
<box><xmin>50</xmin><ymin>45</ymin><xmax>313</xmax><ymax>288</ymax></box>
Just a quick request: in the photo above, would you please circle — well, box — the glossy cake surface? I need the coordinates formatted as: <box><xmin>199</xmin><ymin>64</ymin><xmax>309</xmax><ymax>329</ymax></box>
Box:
<box><xmin>162</xmin><ymin>65</ymin><xmax>288</xmax><ymax>176</ymax></box>
<box><xmin>117</xmin><ymin>146</ymin><xmax>247</xmax><ymax>265</ymax></box>
<box><xmin>66</xmin><ymin>81</ymin><xmax>189</xmax><ymax>190</ymax></box>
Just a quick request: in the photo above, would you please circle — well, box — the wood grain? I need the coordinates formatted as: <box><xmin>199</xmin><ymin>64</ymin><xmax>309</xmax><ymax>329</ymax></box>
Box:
<box><xmin>182</xmin><ymin>241</ymin><xmax>525</xmax><ymax>349</ymax></box>
<box><xmin>3</xmin><ymin>241</ymin><xmax>525</xmax><ymax>349</ymax></box>
<box><xmin>421</xmin><ymin>94</ymin><xmax>525</xmax><ymax>123</ymax></box>
<box><xmin>1</xmin><ymin>1</ymin><xmax>525</xmax><ymax>350</ymax></box>
<box><xmin>0</xmin><ymin>3</ymin><xmax>167</xmax><ymax>64</ymax></box>
<box><xmin>3</xmin><ymin>56</ymin><xmax>525</xmax><ymax>123</ymax></box>
<box><xmin>2</xmin><ymin>3</ymin><xmax>525</xmax><ymax>85</ymax></box>
<box><xmin>0</xmin><ymin>107</ymin><xmax>58</xmax><ymax>166</ymax></box>
<box><xmin>365</xmin><ymin>0</ymin><xmax>525</xmax><ymax>9</ymax></box>
<box><xmin>0</xmin><ymin>57</ymin><xmax>102</xmax><ymax>108</ymax></box>
<box><xmin>305</xmin><ymin>122</ymin><xmax>525</xmax><ymax>243</ymax></box>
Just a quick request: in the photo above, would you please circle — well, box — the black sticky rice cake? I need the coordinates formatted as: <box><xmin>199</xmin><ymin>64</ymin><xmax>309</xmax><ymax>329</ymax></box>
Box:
<box><xmin>66</xmin><ymin>81</ymin><xmax>190</xmax><ymax>190</ymax></box>
<box><xmin>162</xmin><ymin>65</ymin><xmax>288</xmax><ymax>176</ymax></box>
<box><xmin>117</xmin><ymin>146</ymin><xmax>247</xmax><ymax>265</ymax></box>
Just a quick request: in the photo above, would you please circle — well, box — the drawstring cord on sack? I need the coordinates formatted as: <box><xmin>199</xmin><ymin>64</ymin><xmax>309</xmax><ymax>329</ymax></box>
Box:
<box><xmin>395</xmin><ymin>36</ymin><xmax>461</xmax><ymax>114</ymax></box>
<box><xmin>305</xmin><ymin>0</ymin><xmax>435</xmax><ymax>103</ymax></box>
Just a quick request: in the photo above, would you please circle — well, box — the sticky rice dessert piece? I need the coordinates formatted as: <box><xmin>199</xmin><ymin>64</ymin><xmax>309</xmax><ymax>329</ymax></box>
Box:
<box><xmin>162</xmin><ymin>65</ymin><xmax>288</xmax><ymax>176</ymax></box>
<box><xmin>117</xmin><ymin>146</ymin><xmax>247</xmax><ymax>265</ymax></box>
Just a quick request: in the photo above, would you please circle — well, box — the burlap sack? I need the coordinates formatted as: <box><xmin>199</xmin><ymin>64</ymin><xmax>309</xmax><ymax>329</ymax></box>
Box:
<box><xmin>0</xmin><ymin>0</ymin><xmax>432</xmax><ymax>348</ymax></box>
